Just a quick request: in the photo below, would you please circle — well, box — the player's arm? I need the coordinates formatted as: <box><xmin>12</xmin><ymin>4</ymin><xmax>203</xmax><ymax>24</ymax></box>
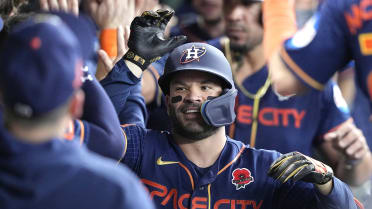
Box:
<box><xmin>264</xmin><ymin>0</ymin><xmax>350</xmax><ymax>96</ymax></box>
<box><xmin>268</xmin><ymin>151</ymin><xmax>361</xmax><ymax>208</ymax></box>
<box><xmin>312</xmin><ymin>81</ymin><xmax>372</xmax><ymax>186</ymax></box>
<box><xmin>322</xmin><ymin>120</ymin><xmax>372</xmax><ymax>186</ymax></box>
<box><xmin>100</xmin><ymin>10</ymin><xmax>186</xmax><ymax>125</ymax></box>
<box><xmin>263</xmin><ymin>0</ymin><xmax>304</xmax><ymax>96</ymax></box>
<box><xmin>79</xmin><ymin>73</ymin><xmax>127</xmax><ymax>160</ymax></box>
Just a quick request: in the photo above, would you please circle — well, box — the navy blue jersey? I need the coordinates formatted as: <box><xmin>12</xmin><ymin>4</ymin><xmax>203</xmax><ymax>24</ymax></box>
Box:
<box><xmin>227</xmin><ymin>66</ymin><xmax>350</xmax><ymax>155</ymax></box>
<box><xmin>281</xmin><ymin>0</ymin><xmax>372</xmax><ymax>103</ymax></box>
<box><xmin>63</xmin><ymin>77</ymin><xmax>126</xmax><ymax>161</ymax></box>
<box><xmin>101</xmin><ymin>59</ymin><xmax>361</xmax><ymax>209</ymax></box>
<box><xmin>0</xmin><ymin>113</ymin><xmax>155</xmax><ymax>209</ymax></box>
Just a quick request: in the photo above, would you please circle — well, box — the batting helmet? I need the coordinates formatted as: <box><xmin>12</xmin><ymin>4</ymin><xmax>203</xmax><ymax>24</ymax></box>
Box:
<box><xmin>158</xmin><ymin>42</ymin><xmax>237</xmax><ymax>127</ymax></box>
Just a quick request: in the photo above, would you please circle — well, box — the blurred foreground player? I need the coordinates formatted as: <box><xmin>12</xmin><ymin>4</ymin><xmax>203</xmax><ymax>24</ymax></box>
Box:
<box><xmin>0</xmin><ymin>14</ymin><xmax>154</xmax><ymax>209</ymax></box>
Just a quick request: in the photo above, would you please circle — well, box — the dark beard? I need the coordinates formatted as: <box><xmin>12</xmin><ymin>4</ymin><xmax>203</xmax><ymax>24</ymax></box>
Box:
<box><xmin>229</xmin><ymin>35</ymin><xmax>263</xmax><ymax>55</ymax></box>
<box><xmin>169</xmin><ymin>106</ymin><xmax>219</xmax><ymax>141</ymax></box>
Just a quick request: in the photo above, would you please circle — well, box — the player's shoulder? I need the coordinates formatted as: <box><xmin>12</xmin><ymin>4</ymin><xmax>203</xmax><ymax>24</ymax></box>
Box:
<box><xmin>122</xmin><ymin>124</ymin><xmax>171</xmax><ymax>145</ymax></box>
<box><xmin>226</xmin><ymin>137</ymin><xmax>281</xmax><ymax>163</ymax></box>
<box><xmin>56</xmin><ymin>146</ymin><xmax>154</xmax><ymax>208</ymax></box>
<box><xmin>71</xmin><ymin>146</ymin><xmax>145</xmax><ymax>190</ymax></box>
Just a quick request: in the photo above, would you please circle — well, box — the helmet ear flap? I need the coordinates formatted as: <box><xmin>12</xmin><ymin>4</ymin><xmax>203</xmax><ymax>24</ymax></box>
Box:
<box><xmin>201</xmin><ymin>88</ymin><xmax>237</xmax><ymax>127</ymax></box>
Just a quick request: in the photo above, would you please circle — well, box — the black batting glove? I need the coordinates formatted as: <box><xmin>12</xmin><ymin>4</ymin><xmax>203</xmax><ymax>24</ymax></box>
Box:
<box><xmin>268</xmin><ymin>151</ymin><xmax>334</xmax><ymax>185</ymax></box>
<box><xmin>123</xmin><ymin>9</ymin><xmax>187</xmax><ymax>70</ymax></box>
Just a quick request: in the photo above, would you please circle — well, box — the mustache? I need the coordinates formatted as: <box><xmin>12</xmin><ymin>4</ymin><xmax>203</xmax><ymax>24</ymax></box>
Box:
<box><xmin>180</xmin><ymin>103</ymin><xmax>202</xmax><ymax>112</ymax></box>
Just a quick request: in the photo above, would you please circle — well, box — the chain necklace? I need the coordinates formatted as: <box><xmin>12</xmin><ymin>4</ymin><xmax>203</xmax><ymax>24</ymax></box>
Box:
<box><xmin>223</xmin><ymin>38</ymin><xmax>271</xmax><ymax>147</ymax></box>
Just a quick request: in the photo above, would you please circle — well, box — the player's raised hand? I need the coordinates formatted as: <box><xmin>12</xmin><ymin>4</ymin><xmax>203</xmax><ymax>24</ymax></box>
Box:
<box><xmin>268</xmin><ymin>151</ymin><xmax>334</xmax><ymax>185</ymax></box>
<box><xmin>39</xmin><ymin>0</ymin><xmax>79</xmax><ymax>16</ymax></box>
<box><xmin>96</xmin><ymin>25</ymin><xmax>130</xmax><ymax>80</ymax></box>
<box><xmin>86</xmin><ymin>0</ymin><xmax>133</xmax><ymax>29</ymax></box>
<box><xmin>324</xmin><ymin>121</ymin><xmax>370</xmax><ymax>162</ymax></box>
<box><xmin>122</xmin><ymin>9</ymin><xmax>187</xmax><ymax>71</ymax></box>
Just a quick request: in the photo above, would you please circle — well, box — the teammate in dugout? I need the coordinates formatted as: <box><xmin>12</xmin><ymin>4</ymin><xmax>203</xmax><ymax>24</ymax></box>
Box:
<box><xmin>0</xmin><ymin>14</ymin><xmax>154</xmax><ymax>209</ymax></box>
<box><xmin>263</xmin><ymin>0</ymin><xmax>372</xmax><ymax>108</ymax></box>
<box><xmin>216</xmin><ymin>0</ymin><xmax>372</xmax><ymax>187</ymax></box>
<box><xmin>100</xmin><ymin>10</ymin><xmax>363</xmax><ymax>209</ymax></box>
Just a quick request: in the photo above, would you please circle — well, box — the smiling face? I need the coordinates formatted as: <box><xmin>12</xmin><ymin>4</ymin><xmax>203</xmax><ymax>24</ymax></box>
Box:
<box><xmin>224</xmin><ymin>1</ymin><xmax>263</xmax><ymax>52</ymax></box>
<box><xmin>166</xmin><ymin>70</ymin><xmax>223</xmax><ymax>140</ymax></box>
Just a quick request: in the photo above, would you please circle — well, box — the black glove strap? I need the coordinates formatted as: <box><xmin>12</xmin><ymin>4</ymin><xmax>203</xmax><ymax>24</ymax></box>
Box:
<box><xmin>123</xmin><ymin>50</ymin><xmax>161</xmax><ymax>71</ymax></box>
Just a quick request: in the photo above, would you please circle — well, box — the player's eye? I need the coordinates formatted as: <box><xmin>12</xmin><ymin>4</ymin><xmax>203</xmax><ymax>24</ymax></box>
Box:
<box><xmin>175</xmin><ymin>86</ymin><xmax>187</xmax><ymax>91</ymax></box>
<box><xmin>201</xmin><ymin>85</ymin><xmax>213</xmax><ymax>91</ymax></box>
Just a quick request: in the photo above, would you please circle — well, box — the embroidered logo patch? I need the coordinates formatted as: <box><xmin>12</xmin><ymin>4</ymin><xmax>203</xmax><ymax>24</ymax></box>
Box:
<box><xmin>232</xmin><ymin>168</ymin><xmax>254</xmax><ymax>190</ymax></box>
<box><xmin>180</xmin><ymin>45</ymin><xmax>206</xmax><ymax>64</ymax></box>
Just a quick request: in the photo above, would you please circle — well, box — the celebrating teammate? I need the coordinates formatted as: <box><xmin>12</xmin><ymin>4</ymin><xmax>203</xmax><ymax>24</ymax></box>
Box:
<box><xmin>263</xmin><ymin>0</ymin><xmax>372</xmax><ymax>105</ymax></box>
<box><xmin>216</xmin><ymin>0</ymin><xmax>372</xmax><ymax>187</ymax></box>
<box><xmin>100</xmin><ymin>10</ymin><xmax>363</xmax><ymax>209</ymax></box>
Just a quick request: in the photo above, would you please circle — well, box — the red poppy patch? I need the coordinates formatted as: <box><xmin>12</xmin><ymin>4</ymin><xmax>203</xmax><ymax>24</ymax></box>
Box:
<box><xmin>232</xmin><ymin>168</ymin><xmax>254</xmax><ymax>190</ymax></box>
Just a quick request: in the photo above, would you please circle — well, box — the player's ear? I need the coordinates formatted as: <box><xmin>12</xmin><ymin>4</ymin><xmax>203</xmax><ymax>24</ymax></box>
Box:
<box><xmin>69</xmin><ymin>89</ymin><xmax>85</xmax><ymax>119</ymax></box>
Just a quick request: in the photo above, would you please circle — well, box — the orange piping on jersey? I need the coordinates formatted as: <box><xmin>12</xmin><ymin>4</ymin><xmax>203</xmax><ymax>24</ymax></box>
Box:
<box><xmin>354</xmin><ymin>197</ymin><xmax>365</xmax><ymax>209</ymax></box>
<box><xmin>280</xmin><ymin>47</ymin><xmax>324</xmax><ymax>90</ymax></box>
<box><xmin>120</xmin><ymin>123</ymin><xmax>135</xmax><ymax>128</ymax></box>
<box><xmin>77</xmin><ymin>120</ymin><xmax>85</xmax><ymax>145</ymax></box>
<box><xmin>178</xmin><ymin>162</ymin><xmax>195</xmax><ymax>190</ymax></box>
<box><xmin>207</xmin><ymin>184</ymin><xmax>211</xmax><ymax>209</ymax></box>
<box><xmin>217</xmin><ymin>146</ymin><xmax>246</xmax><ymax>175</ymax></box>
<box><xmin>117</xmin><ymin>128</ymin><xmax>128</xmax><ymax>165</ymax></box>
<box><xmin>64</xmin><ymin>120</ymin><xmax>75</xmax><ymax>140</ymax></box>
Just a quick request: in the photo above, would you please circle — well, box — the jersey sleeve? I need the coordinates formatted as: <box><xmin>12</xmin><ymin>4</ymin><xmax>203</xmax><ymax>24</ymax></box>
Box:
<box><xmin>101</xmin><ymin>59</ymin><xmax>150</xmax><ymax>173</ymax></box>
<box><xmin>280</xmin><ymin>1</ymin><xmax>351</xmax><ymax>91</ymax></box>
<box><xmin>119</xmin><ymin>124</ymin><xmax>147</xmax><ymax>174</ymax></box>
<box><xmin>100</xmin><ymin>59</ymin><xmax>145</xmax><ymax>127</ymax></box>
<box><xmin>316</xmin><ymin>81</ymin><xmax>351</xmax><ymax>140</ymax></box>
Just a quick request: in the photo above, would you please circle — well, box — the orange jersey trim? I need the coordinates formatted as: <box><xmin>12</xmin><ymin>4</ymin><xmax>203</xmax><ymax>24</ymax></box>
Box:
<box><xmin>117</xmin><ymin>128</ymin><xmax>128</xmax><ymax>165</ymax></box>
<box><xmin>217</xmin><ymin>146</ymin><xmax>246</xmax><ymax>175</ymax></box>
<box><xmin>280</xmin><ymin>47</ymin><xmax>324</xmax><ymax>91</ymax></box>
<box><xmin>76</xmin><ymin>120</ymin><xmax>85</xmax><ymax>145</ymax></box>
<box><xmin>354</xmin><ymin>197</ymin><xmax>365</xmax><ymax>209</ymax></box>
<box><xmin>178</xmin><ymin>162</ymin><xmax>195</xmax><ymax>190</ymax></box>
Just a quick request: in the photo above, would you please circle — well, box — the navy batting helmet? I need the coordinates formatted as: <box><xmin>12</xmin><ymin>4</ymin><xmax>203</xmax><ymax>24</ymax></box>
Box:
<box><xmin>158</xmin><ymin>42</ymin><xmax>237</xmax><ymax>127</ymax></box>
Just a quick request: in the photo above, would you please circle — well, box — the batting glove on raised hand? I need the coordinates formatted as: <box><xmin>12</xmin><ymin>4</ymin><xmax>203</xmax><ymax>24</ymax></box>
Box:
<box><xmin>268</xmin><ymin>151</ymin><xmax>334</xmax><ymax>185</ymax></box>
<box><xmin>123</xmin><ymin>9</ymin><xmax>187</xmax><ymax>70</ymax></box>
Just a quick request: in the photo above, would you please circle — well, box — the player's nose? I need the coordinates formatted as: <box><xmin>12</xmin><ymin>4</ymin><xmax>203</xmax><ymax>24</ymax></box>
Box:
<box><xmin>184</xmin><ymin>86</ymin><xmax>203</xmax><ymax>103</ymax></box>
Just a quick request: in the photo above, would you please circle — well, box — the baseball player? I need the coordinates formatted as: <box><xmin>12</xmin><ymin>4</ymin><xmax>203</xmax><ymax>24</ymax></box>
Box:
<box><xmin>263</xmin><ymin>0</ymin><xmax>372</xmax><ymax>107</ymax></box>
<box><xmin>1</xmin><ymin>11</ymin><xmax>128</xmax><ymax>162</ymax></box>
<box><xmin>213</xmin><ymin>0</ymin><xmax>372</xmax><ymax>186</ymax></box>
<box><xmin>100</xmin><ymin>10</ymin><xmax>363</xmax><ymax>209</ymax></box>
<box><xmin>0</xmin><ymin>14</ymin><xmax>155</xmax><ymax>209</ymax></box>
<box><xmin>170</xmin><ymin>0</ymin><xmax>225</xmax><ymax>42</ymax></box>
